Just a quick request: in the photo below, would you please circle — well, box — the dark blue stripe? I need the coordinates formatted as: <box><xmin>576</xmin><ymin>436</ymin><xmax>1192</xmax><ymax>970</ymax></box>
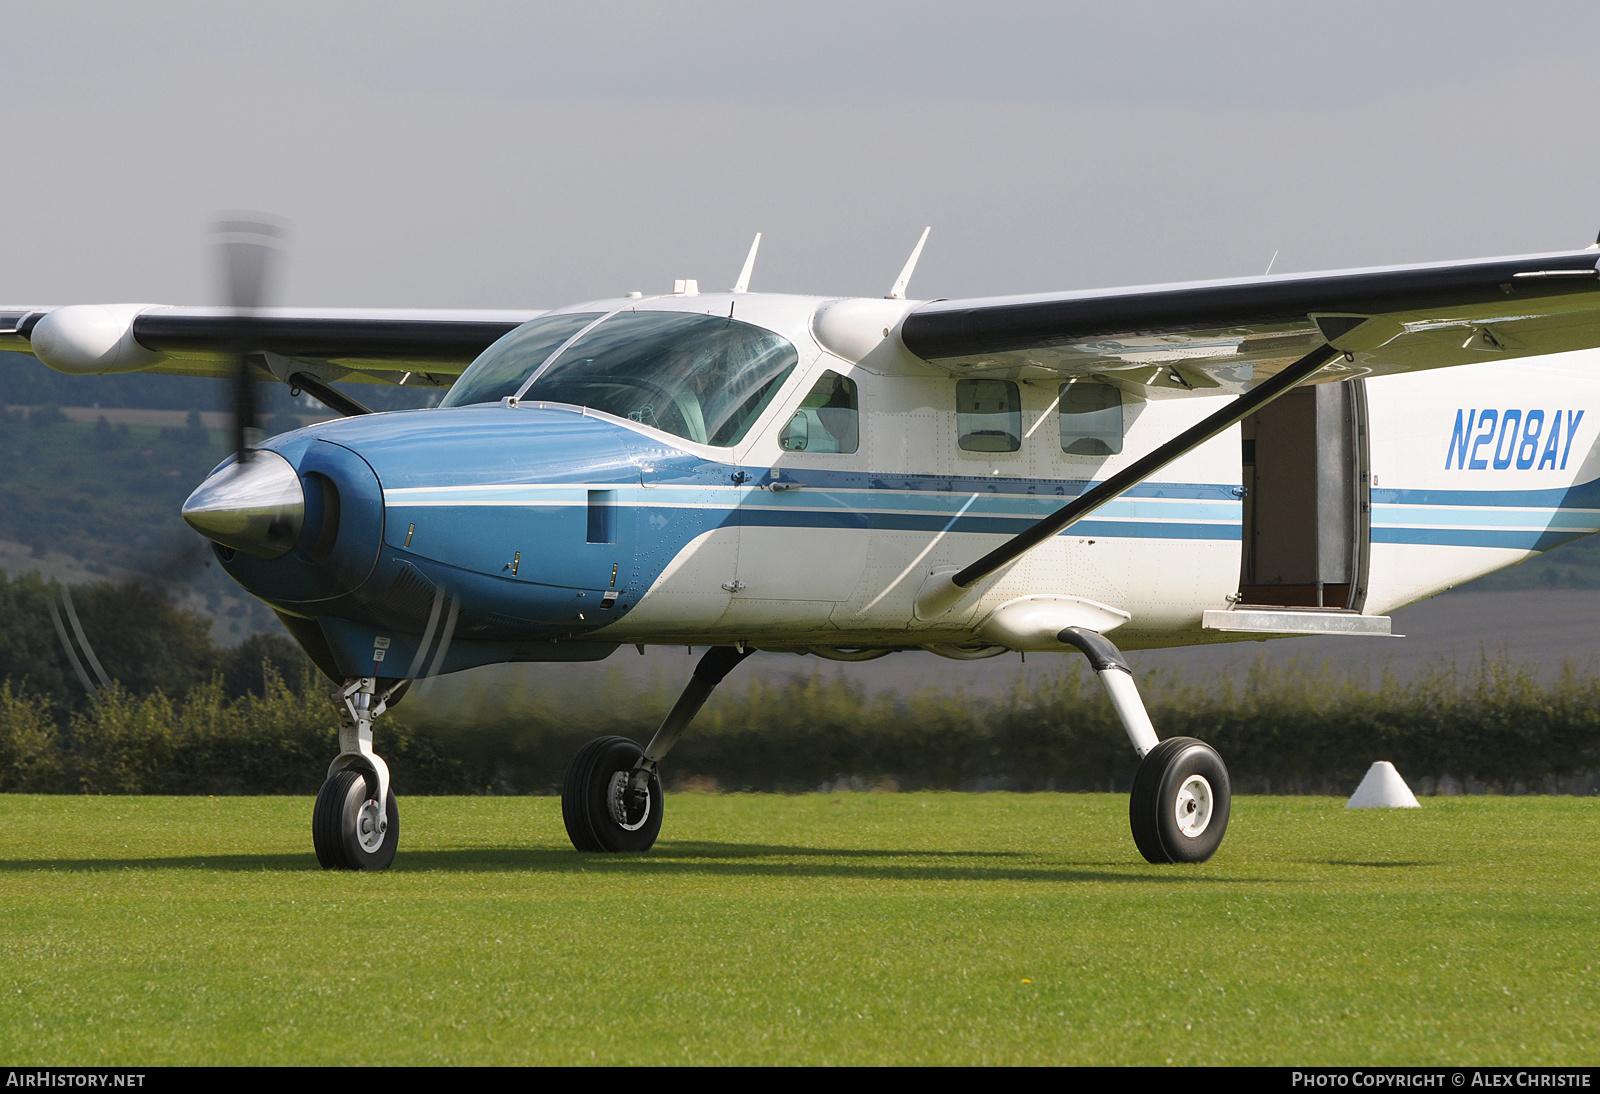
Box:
<box><xmin>1372</xmin><ymin>527</ymin><xmax>1590</xmax><ymax>551</ymax></box>
<box><xmin>744</xmin><ymin>466</ymin><xmax>1240</xmax><ymax>502</ymax></box>
<box><xmin>740</xmin><ymin>508</ymin><xmax>869</xmax><ymax>530</ymax></box>
<box><xmin>1068</xmin><ymin>520</ymin><xmax>1240</xmax><ymax>541</ymax></box>
<box><xmin>739</xmin><ymin>506</ymin><xmax>1238</xmax><ymax>540</ymax></box>
<box><xmin>1375</xmin><ymin>479</ymin><xmax>1600</xmax><ymax>510</ymax></box>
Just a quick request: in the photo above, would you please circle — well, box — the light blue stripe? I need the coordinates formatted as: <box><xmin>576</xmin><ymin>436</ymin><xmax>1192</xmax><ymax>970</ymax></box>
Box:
<box><xmin>1373</xmin><ymin>506</ymin><xmax>1600</xmax><ymax>530</ymax></box>
<box><xmin>1373</xmin><ymin>527</ymin><xmax>1588</xmax><ymax>551</ymax></box>
<box><xmin>389</xmin><ymin>483</ymin><xmax>1243</xmax><ymax>524</ymax></box>
<box><xmin>387</xmin><ymin>484</ymin><xmax>1600</xmax><ymax>547</ymax></box>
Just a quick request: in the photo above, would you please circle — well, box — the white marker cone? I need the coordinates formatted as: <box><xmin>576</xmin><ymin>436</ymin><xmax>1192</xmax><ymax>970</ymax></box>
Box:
<box><xmin>1346</xmin><ymin>761</ymin><xmax>1421</xmax><ymax>809</ymax></box>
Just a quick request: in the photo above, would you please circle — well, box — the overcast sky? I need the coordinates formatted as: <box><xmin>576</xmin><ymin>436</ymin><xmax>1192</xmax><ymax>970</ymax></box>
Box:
<box><xmin>4</xmin><ymin>2</ymin><xmax>1600</xmax><ymax>308</ymax></box>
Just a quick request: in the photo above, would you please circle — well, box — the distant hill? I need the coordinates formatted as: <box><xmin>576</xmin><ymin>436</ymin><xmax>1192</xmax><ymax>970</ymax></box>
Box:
<box><xmin>0</xmin><ymin>405</ymin><xmax>280</xmax><ymax>641</ymax></box>
<box><xmin>0</xmin><ymin>350</ymin><xmax>447</xmax><ymax>644</ymax></box>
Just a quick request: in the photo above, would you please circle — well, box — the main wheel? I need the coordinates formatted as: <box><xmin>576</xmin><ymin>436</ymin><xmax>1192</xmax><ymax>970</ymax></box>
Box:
<box><xmin>561</xmin><ymin>736</ymin><xmax>663</xmax><ymax>853</ymax></box>
<box><xmin>1129</xmin><ymin>737</ymin><xmax>1230</xmax><ymax>864</ymax></box>
<box><xmin>313</xmin><ymin>768</ymin><xmax>399</xmax><ymax>871</ymax></box>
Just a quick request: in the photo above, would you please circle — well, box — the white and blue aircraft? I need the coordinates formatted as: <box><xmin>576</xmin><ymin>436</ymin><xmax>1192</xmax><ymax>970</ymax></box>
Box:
<box><xmin>7</xmin><ymin>224</ymin><xmax>1600</xmax><ymax>869</ymax></box>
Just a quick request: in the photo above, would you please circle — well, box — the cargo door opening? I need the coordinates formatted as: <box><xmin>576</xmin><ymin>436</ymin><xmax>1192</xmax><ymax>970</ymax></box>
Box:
<box><xmin>1239</xmin><ymin>379</ymin><xmax>1370</xmax><ymax>610</ymax></box>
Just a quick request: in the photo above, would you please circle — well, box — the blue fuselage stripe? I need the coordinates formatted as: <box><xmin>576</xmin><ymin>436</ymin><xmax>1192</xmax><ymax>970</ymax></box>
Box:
<box><xmin>386</xmin><ymin>489</ymin><xmax>1600</xmax><ymax>549</ymax></box>
<box><xmin>1371</xmin><ymin>526</ymin><xmax>1590</xmax><ymax>551</ymax></box>
<box><xmin>735</xmin><ymin>506</ymin><xmax>1242</xmax><ymax>540</ymax></box>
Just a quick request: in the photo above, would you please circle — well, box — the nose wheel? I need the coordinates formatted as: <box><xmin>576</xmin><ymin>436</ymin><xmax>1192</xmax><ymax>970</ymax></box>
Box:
<box><xmin>313</xmin><ymin>768</ymin><xmax>399</xmax><ymax>870</ymax></box>
<box><xmin>1129</xmin><ymin>736</ymin><xmax>1231</xmax><ymax>864</ymax></box>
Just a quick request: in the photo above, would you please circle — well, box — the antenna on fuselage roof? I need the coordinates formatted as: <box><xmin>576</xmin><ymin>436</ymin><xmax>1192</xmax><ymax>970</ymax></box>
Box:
<box><xmin>732</xmin><ymin>233</ymin><xmax>762</xmax><ymax>293</ymax></box>
<box><xmin>887</xmin><ymin>226</ymin><xmax>931</xmax><ymax>300</ymax></box>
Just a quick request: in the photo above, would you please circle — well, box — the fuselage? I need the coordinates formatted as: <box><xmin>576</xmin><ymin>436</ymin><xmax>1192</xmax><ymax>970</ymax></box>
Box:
<box><xmin>203</xmin><ymin>290</ymin><xmax>1600</xmax><ymax>679</ymax></box>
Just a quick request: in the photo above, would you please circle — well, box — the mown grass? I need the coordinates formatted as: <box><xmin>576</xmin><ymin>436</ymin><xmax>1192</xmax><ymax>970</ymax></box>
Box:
<box><xmin>0</xmin><ymin>793</ymin><xmax>1596</xmax><ymax>1065</ymax></box>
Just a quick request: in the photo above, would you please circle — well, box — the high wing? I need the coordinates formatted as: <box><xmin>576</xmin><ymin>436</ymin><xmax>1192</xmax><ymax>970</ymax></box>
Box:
<box><xmin>9</xmin><ymin>244</ymin><xmax>1600</xmax><ymax>393</ymax></box>
<box><xmin>897</xmin><ymin>241</ymin><xmax>1600</xmax><ymax>611</ymax></box>
<box><xmin>0</xmin><ymin>306</ymin><xmax>545</xmax><ymax>387</ymax></box>
<box><xmin>899</xmin><ymin>245</ymin><xmax>1600</xmax><ymax>396</ymax></box>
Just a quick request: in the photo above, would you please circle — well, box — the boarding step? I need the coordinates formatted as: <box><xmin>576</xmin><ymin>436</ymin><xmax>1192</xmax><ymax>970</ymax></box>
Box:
<box><xmin>1201</xmin><ymin>608</ymin><xmax>1394</xmax><ymax>636</ymax></box>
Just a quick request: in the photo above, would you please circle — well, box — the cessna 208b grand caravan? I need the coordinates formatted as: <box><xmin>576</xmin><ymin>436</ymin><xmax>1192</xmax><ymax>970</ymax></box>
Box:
<box><xmin>7</xmin><ymin>225</ymin><xmax>1600</xmax><ymax>868</ymax></box>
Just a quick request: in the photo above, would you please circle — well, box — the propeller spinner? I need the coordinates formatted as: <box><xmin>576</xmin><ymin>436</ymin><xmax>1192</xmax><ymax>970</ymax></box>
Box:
<box><xmin>181</xmin><ymin>449</ymin><xmax>305</xmax><ymax>558</ymax></box>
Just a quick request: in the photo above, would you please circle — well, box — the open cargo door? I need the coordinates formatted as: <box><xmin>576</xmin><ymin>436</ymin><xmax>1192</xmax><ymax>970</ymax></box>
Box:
<box><xmin>1239</xmin><ymin>379</ymin><xmax>1371</xmax><ymax>610</ymax></box>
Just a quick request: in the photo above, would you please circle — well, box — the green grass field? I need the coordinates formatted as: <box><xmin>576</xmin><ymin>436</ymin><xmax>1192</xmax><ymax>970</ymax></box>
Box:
<box><xmin>1</xmin><ymin>792</ymin><xmax>1596</xmax><ymax>1065</ymax></box>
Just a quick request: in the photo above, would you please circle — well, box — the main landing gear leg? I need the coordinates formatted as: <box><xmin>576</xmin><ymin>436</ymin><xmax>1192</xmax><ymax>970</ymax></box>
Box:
<box><xmin>1058</xmin><ymin>627</ymin><xmax>1231</xmax><ymax>864</ymax></box>
<box><xmin>313</xmin><ymin>677</ymin><xmax>401</xmax><ymax>871</ymax></box>
<box><xmin>561</xmin><ymin>645</ymin><xmax>754</xmax><ymax>852</ymax></box>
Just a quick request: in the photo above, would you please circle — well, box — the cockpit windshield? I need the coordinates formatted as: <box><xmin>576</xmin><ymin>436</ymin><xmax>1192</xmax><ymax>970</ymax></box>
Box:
<box><xmin>440</xmin><ymin>311</ymin><xmax>603</xmax><ymax>408</ymax></box>
<box><xmin>529</xmin><ymin>311</ymin><xmax>798</xmax><ymax>445</ymax></box>
<box><xmin>447</xmin><ymin>309</ymin><xmax>799</xmax><ymax>447</ymax></box>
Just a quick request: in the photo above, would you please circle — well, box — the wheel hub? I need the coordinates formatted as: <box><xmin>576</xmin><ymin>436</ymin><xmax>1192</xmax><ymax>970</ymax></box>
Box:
<box><xmin>356</xmin><ymin>798</ymin><xmax>388</xmax><ymax>853</ymax></box>
<box><xmin>607</xmin><ymin>771</ymin><xmax>652</xmax><ymax>832</ymax></box>
<box><xmin>1173</xmin><ymin>774</ymin><xmax>1213</xmax><ymax>838</ymax></box>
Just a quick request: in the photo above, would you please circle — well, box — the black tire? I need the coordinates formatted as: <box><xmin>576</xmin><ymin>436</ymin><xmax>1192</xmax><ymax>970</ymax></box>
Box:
<box><xmin>312</xmin><ymin>768</ymin><xmax>399</xmax><ymax>871</ymax></box>
<box><xmin>1129</xmin><ymin>737</ymin><xmax>1230</xmax><ymax>864</ymax></box>
<box><xmin>561</xmin><ymin>736</ymin><xmax>663</xmax><ymax>853</ymax></box>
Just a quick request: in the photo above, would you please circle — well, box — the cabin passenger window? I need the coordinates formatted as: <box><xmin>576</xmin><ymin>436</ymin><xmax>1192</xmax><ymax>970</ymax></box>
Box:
<box><xmin>956</xmin><ymin>379</ymin><xmax>1021</xmax><ymax>452</ymax></box>
<box><xmin>779</xmin><ymin>371</ymin><xmax>858</xmax><ymax>453</ymax></box>
<box><xmin>1059</xmin><ymin>383</ymin><xmax>1124</xmax><ymax>455</ymax></box>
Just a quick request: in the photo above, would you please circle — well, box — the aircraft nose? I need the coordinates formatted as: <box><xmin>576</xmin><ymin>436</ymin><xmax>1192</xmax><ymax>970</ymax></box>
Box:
<box><xmin>182</xmin><ymin>450</ymin><xmax>305</xmax><ymax>558</ymax></box>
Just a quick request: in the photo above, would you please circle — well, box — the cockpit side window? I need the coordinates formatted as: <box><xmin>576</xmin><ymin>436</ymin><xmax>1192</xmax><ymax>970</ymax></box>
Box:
<box><xmin>1059</xmin><ymin>382</ymin><xmax>1124</xmax><ymax>455</ymax></box>
<box><xmin>957</xmin><ymin>379</ymin><xmax>1021</xmax><ymax>452</ymax></box>
<box><xmin>440</xmin><ymin>312</ymin><xmax>604</xmax><ymax>408</ymax></box>
<box><xmin>779</xmin><ymin>370</ymin><xmax>858</xmax><ymax>453</ymax></box>
<box><xmin>524</xmin><ymin>311</ymin><xmax>798</xmax><ymax>447</ymax></box>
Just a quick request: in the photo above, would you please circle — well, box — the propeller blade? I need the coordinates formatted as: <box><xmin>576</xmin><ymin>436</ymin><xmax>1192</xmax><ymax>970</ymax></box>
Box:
<box><xmin>415</xmin><ymin>594</ymin><xmax>460</xmax><ymax>695</ymax></box>
<box><xmin>60</xmin><ymin>587</ymin><xmax>113</xmax><ymax>690</ymax></box>
<box><xmin>403</xmin><ymin>588</ymin><xmax>447</xmax><ymax>680</ymax></box>
<box><xmin>48</xmin><ymin>594</ymin><xmax>97</xmax><ymax>696</ymax></box>
<box><xmin>231</xmin><ymin>353</ymin><xmax>257</xmax><ymax>463</ymax></box>
<box><xmin>209</xmin><ymin>213</ymin><xmax>287</xmax><ymax>463</ymax></box>
<box><xmin>48</xmin><ymin>587</ymin><xmax>112</xmax><ymax>696</ymax></box>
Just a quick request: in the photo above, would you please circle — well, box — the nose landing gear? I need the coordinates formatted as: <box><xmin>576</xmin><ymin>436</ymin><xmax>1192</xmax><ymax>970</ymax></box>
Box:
<box><xmin>314</xmin><ymin>767</ymin><xmax>399</xmax><ymax>870</ymax></box>
<box><xmin>313</xmin><ymin>677</ymin><xmax>402</xmax><ymax>870</ymax></box>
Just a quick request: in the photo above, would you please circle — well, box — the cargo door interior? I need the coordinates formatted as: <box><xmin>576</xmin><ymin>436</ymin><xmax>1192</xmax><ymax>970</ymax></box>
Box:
<box><xmin>1239</xmin><ymin>379</ymin><xmax>1370</xmax><ymax>610</ymax></box>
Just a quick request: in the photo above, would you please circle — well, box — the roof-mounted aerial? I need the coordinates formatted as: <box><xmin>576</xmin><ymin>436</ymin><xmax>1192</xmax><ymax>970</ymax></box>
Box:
<box><xmin>887</xmin><ymin>226</ymin><xmax>931</xmax><ymax>300</ymax></box>
<box><xmin>732</xmin><ymin>233</ymin><xmax>762</xmax><ymax>293</ymax></box>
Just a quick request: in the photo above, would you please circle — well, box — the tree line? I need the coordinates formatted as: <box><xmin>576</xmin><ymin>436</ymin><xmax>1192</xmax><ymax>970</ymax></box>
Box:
<box><xmin>2</xmin><ymin>576</ymin><xmax>1597</xmax><ymax>795</ymax></box>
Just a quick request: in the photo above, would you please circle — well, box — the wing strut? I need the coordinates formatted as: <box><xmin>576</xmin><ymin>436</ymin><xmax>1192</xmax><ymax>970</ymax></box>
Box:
<box><xmin>289</xmin><ymin>370</ymin><xmax>372</xmax><ymax>417</ymax></box>
<box><xmin>915</xmin><ymin>340</ymin><xmax>1342</xmax><ymax>618</ymax></box>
